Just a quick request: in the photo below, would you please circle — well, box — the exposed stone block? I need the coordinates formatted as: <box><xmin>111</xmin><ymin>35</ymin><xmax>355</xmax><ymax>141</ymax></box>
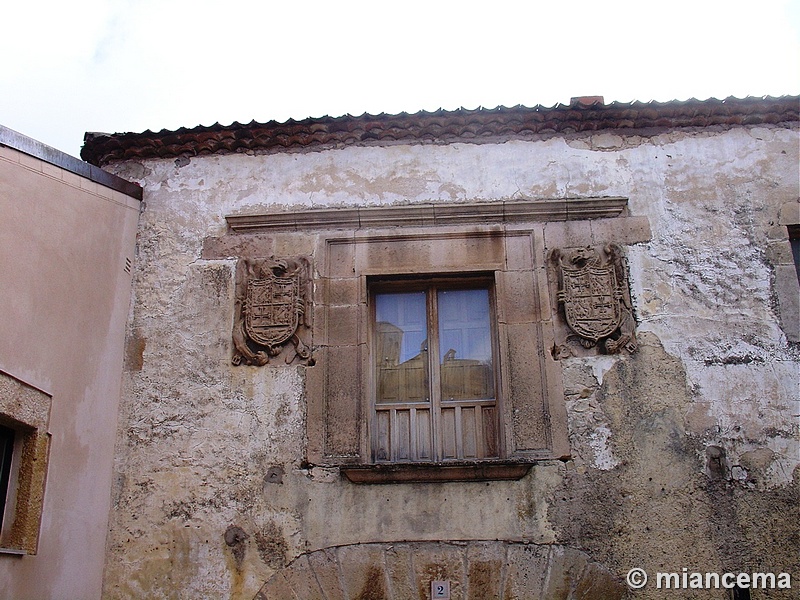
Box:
<box><xmin>466</xmin><ymin>541</ymin><xmax>505</xmax><ymax>599</ymax></box>
<box><xmin>504</xmin><ymin>232</ymin><xmax>534</xmax><ymax>271</ymax></box>
<box><xmin>543</xmin><ymin>220</ymin><xmax>593</xmax><ymax>252</ymax></box>
<box><xmin>337</xmin><ymin>544</ymin><xmax>390</xmax><ymax>600</ymax></box>
<box><xmin>778</xmin><ymin>200</ymin><xmax>800</xmax><ymax>225</ymax></box>
<box><xmin>500</xmin><ymin>322</ymin><xmax>551</xmax><ymax>453</ymax></box>
<box><xmin>590</xmin><ymin>216</ymin><xmax>652</xmax><ymax>246</ymax></box>
<box><xmin>322</xmin><ymin>344</ymin><xmax>363</xmax><ymax>460</ymax></box>
<box><xmin>254</xmin><ymin>571</ymin><xmax>295</xmax><ymax>600</ymax></box>
<box><xmin>775</xmin><ymin>264</ymin><xmax>800</xmax><ymax>342</ymax></box>
<box><xmin>325</xmin><ymin>276</ymin><xmax>360</xmax><ymax>306</ymax></box>
<box><xmin>280</xmin><ymin>554</ymin><xmax>325</xmax><ymax>598</ymax></box>
<box><xmin>572</xmin><ymin>561</ymin><xmax>628</xmax><ymax>600</ymax></box>
<box><xmin>496</xmin><ymin>270</ymin><xmax>541</xmax><ymax>324</ymax></box>
<box><xmin>410</xmin><ymin>543</ymin><xmax>467</xmax><ymax>600</ymax></box>
<box><xmin>504</xmin><ymin>543</ymin><xmax>550</xmax><ymax>597</ymax></box>
<box><xmin>327</xmin><ymin>241</ymin><xmax>355</xmax><ymax>277</ymax></box>
<box><xmin>541</xmin><ymin>545</ymin><xmax>590</xmax><ymax>599</ymax></box>
<box><xmin>307</xmin><ymin>548</ymin><xmax>346</xmax><ymax>600</ymax></box>
<box><xmin>384</xmin><ymin>544</ymin><xmax>418</xmax><ymax>599</ymax></box>
<box><xmin>325</xmin><ymin>304</ymin><xmax>361</xmax><ymax>347</ymax></box>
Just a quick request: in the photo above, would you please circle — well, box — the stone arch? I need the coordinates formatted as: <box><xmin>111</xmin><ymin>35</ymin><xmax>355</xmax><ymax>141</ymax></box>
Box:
<box><xmin>254</xmin><ymin>540</ymin><xmax>627</xmax><ymax>599</ymax></box>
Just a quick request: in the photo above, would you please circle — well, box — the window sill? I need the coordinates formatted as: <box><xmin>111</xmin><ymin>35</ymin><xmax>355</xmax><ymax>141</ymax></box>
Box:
<box><xmin>341</xmin><ymin>461</ymin><xmax>534</xmax><ymax>484</ymax></box>
<box><xmin>0</xmin><ymin>547</ymin><xmax>27</xmax><ymax>556</ymax></box>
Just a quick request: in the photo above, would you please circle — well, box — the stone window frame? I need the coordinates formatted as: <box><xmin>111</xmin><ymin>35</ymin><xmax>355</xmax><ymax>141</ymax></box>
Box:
<box><xmin>775</xmin><ymin>200</ymin><xmax>800</xmax><ymax>343</ymax></box>
<box><xmin>224</xmin><ymin>197</ymin><xmax>651</xmax><ymax>483</ymax></box>
<box><xmin>0</xmin><ymin>371</ymin><xmax>51</xmax><ymax>555</ymax></box>
<box><xmin>308</xmin><ymin>225</ymin><xmax>567</xmax><ymax>484</ymax></box>
<box><xmin>0</xmin><ymin>425</ymin><xmax>16</xmax><ymax>526</ymax></box>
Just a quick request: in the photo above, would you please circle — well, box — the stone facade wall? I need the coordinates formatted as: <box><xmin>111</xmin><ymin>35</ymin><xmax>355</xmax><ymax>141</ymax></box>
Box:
<box><xmin>104</xmin><ymin>123</ymin><xmax>799</xmax><ymax>599</ymax></box>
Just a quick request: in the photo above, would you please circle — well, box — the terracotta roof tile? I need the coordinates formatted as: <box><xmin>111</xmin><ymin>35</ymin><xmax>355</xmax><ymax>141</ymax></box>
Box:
<box><xmin>81</xmin><ymin>96</ymin><xmax>799</xmax><ymax>166</ymax></box>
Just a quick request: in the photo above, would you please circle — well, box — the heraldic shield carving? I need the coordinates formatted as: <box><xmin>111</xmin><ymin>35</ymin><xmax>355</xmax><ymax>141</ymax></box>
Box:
<box><xmin>232</xmin><ymin>256</ymin><xmax>312</xmax><ymax>366</ymax></box>
<box><xmin>553</xmin><ymin>244</ymin><xmax>637</xmax><ymax>356</ymax></box>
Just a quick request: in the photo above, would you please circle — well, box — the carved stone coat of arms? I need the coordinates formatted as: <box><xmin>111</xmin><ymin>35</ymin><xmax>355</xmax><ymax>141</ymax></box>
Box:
<box><xmin>232</xmin><ymin>256</ymin><xmax>312</xmax><ymax>366</ymax></box>
<box><xmin>552</xmin><ymin>244</ymin><xmax>636</xmax><ymax>356</ymax></box>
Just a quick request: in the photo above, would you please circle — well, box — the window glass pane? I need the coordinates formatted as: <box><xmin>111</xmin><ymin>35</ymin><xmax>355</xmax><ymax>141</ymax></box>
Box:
<box><xmin>375</xmin><ymin>292</ymin><xmax>429</xmax><ymax>403</ymax></box>
<box><xmin>438</xmin><ymin>289</ymin><xmax>494</xmax><ymax>400</ymax></box>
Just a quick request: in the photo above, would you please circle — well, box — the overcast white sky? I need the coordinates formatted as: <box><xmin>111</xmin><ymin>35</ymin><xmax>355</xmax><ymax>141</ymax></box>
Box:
<box><xmin>2</xmin><ymin>0</ymin><xmax>798</xmax><ymax>158</ymax></box>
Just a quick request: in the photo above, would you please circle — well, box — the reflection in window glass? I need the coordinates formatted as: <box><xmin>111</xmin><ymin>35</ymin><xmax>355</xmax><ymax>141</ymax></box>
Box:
<box><xmin>375</xmin><ymin>292</ymin><xmax>429</xmax><ymax>403</ymax></box>
<box><xmin>372</xmin><ymin>283</ymin><xmax>499</xmax><ymax>462</ymax></box>
<box><xmin>438</xmin><ymin>289</ymin><xmax>494</xmax><ymax>401</ymax></box>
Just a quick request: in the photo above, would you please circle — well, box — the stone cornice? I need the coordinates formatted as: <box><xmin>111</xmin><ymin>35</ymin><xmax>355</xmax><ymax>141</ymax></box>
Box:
<box><xmin>225</xmin><ymin>197</ymin><xmax>629</xmax><ymax>233</ymax></box>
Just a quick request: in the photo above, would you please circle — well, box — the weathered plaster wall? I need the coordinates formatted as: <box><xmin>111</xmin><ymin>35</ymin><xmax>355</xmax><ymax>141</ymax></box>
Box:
<box><xmin>0</xmin><ymin>144</ymin><xmax>140</xmax><ymax>599</ymax></box>
<box><xmin>105</xmin><ymin>124</ymin><xmax>798</xmax><ymax>599</ymax></box>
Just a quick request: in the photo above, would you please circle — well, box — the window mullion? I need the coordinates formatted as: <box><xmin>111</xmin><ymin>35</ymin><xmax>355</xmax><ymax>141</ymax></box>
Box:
<box><xmin>427</xmin><ymin>286</ymin><xmax>443</xmax><ymax>462</ymax></box>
